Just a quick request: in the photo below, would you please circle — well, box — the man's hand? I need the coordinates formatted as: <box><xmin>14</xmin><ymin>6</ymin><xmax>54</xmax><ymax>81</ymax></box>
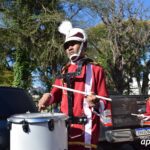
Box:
<box><xmin>137</xmin><ymin>114</ymin><xmax>150</xmax><ymax>121</ymax></box>
<box><xmin>38</xmin><ymin>93</ymin><xmax>52</xmax><ymax>111</ymax></box>
<box><xmin>85</xmin><ymin>92</ymin><xmax>99</xmax><ymax>107</ymax></box>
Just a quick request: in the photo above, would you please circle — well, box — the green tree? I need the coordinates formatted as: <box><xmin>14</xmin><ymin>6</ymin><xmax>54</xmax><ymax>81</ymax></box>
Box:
<box><xmin>88</xmin><ymin>20</ymin><xmax>150</xmax><ymax>94</ymax></box>
<box><xmin>63</xmin><ymin>0</ymin><xmax>150</xmax><ymax>94</ymax></box>
<box><xmin>0</xmin><ymin>64</ymin><xmax>13</xmax><ymax>86</ymax></box>
<box><xmin>0</xmin><ymin>27</ymin><xmax>14</xmax><ymax>86</ymax></box>
<box><xmin>13</xmin><ymin>49</ymin><xmax>31</xmax><ymax>88</ymax></box>
<box><xmin>1</xmin><ymin>0</ymin><xmax>66</xmax><ymax>90</ymax></box>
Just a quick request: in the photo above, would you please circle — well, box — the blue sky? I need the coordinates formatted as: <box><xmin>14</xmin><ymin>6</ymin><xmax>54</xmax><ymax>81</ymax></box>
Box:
<box><xmin>63</xmin><ymin>0</ymin><xmax>150</xmax><ymax>28</ymax></box>
<box><xmin>143</xmin><ymin>0</ymin><xmax>150</xmax><ymax>6</ymax></box>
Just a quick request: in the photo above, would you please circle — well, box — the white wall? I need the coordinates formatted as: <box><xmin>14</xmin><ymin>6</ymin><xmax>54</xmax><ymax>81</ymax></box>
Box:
<box><xmin>130</xmin><ymin>75</ymin><xmax>150</xmax><ymax>95</ymax></box>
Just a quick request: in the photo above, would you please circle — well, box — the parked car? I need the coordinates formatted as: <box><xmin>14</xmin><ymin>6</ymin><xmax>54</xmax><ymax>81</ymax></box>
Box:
<box><xmin>98</xmin><ymin>95</ymin><xmax>150</xmax><ymax>150</ymax></box>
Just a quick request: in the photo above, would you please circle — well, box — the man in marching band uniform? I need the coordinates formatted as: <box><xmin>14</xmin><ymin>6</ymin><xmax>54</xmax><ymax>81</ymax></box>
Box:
<box><xmin>38</xmin><ymin>20</ymin><xmax>112</xmax><ymax>150</ymax></box>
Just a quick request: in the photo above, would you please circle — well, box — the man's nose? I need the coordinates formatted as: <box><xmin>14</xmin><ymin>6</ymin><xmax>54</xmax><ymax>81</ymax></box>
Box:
<box><xmin>68</xmin><ymin>45</ymin><xmax>73</xmax><ymax>50</ymax></box>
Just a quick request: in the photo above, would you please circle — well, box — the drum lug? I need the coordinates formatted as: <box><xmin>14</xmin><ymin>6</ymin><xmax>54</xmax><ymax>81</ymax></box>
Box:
<box><xmin>7</xmin><ymin>122</ymin><xmax>12</xmax><ymax>130</ymax></box>
<box><xmin>48</xmin><ymin>119</ymin><xmax>54</xmax><ymax>131</ymax></box>
<box><xmin>22</xmin><ymin>121</ymin><xmax>29</xmax><ymax>133</ymax></box>
<box><xmin>65</xmin><ymin>120</ymin><xmax>69</xmax><ymax>128</ymax></box>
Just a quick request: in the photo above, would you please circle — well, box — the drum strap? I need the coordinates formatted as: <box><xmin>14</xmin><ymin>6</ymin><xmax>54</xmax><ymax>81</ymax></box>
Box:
<box><xmin>56</xmin><ymin>58</ymin><xmax>93</xmax><ymax>122</ymax></box>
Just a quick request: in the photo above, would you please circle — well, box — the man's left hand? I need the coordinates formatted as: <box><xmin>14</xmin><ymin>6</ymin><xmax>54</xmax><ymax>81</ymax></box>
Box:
<box><xmin>85</xmin><ymin>92</ymin><xmax>99</xmax><ymax>107</ymax></box>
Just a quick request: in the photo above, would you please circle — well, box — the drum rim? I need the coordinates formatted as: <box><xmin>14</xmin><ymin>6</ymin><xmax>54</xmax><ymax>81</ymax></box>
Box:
<box><xmin>7</xmin><ymin>112</ymin><xmax>68</xmax><ymax>124</ymax></box>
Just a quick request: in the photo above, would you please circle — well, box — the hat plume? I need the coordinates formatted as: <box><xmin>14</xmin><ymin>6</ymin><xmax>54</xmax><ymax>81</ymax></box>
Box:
<box><xmin>58</xmin><ymin>20</ymin><xmax>73</xmax><ymax>35</ymax></box>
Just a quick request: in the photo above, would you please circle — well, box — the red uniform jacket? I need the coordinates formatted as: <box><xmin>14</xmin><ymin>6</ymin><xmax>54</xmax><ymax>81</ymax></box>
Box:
<box><xmin>50</xmin><ymin>62</ymin><xmax>112</xmax><ymax>150</ymax></box>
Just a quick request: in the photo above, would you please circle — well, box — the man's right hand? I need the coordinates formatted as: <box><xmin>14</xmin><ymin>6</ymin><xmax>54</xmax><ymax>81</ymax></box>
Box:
<box><xmin>38</xmin><ymin>93</ymin><xmax>52</xmax><ymax>111</ymax></box>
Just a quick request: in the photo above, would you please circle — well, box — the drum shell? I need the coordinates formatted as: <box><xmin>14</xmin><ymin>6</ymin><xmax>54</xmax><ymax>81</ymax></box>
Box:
<box><xmin>8</xmin><ymin>113</ymin><xmax>68</xmax><ymax>150</ymax></box>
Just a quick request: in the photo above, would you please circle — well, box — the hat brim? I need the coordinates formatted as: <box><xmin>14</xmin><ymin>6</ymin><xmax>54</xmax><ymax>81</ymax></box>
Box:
<box><xmin>64</xmin><ymin>37</ymin><xmax>84</xmax><ymax>50</ymax></box>
<box><xmin>65</xmin><ymin>37</ymin><xmax>84</xmax><ymax>44</ymax></box>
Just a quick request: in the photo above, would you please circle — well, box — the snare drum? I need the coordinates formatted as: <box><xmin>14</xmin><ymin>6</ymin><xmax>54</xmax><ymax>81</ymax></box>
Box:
<box><xmin>7</xmin><ymin>112</ymin><xmax>68</xmax><ymax>150</ymax></box>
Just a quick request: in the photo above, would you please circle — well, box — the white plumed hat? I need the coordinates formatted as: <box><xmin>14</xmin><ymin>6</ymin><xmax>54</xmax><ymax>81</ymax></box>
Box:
<box><xmin>58</xmin><ymin>20</ymin><xmax>87</xmax><ymax>48</ymax></box>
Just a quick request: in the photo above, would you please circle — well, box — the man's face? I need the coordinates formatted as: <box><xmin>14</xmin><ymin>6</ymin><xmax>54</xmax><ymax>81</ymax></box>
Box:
<box><xmin>64</xmin><ymin>40</ymin><xmax>82</xmax><ymax>58</ymax></box>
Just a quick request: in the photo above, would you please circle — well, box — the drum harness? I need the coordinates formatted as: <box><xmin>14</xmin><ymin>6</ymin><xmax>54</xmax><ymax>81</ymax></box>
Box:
<box><xmin>56</xmin><ymin>58</ymin><xmax>93</xmax><ymax>127</ymax></box>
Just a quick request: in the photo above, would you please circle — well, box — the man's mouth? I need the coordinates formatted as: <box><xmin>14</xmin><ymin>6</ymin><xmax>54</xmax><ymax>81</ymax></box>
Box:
<box><xmin>69</xmin><ymin>52</ymin><xmax>75</xmax><ymax>56</ymax></box>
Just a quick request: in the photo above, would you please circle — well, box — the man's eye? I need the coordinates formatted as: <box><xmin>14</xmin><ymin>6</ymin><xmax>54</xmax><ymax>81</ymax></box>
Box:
<box><xmin>64</xmin><ymin>43</ymin><xmax>74</xmax><ymax>49</ymax></box>
<box><xmin>64</xmin><ymin>44</ymin><xmax>70</xmax><ymax>50</ymax></box>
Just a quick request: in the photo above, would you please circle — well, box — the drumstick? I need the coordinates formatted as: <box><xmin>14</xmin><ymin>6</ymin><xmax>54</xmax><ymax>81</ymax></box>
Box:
<box><xmin>131</xmin><ymin>113</ymin><xmax>140</xmax><ymax>116</ymax></box>
<box><xmin>52</xmin><ymin>84</ymin><xmax>112</xmax><ymax>102</ymax></box>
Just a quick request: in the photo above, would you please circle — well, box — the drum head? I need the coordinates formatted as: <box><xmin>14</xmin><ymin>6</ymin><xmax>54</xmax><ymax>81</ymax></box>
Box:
<box><xmin>7</xmin><ymin>112</ymin><xmax>68</xmax><ymax>124</ymax></box>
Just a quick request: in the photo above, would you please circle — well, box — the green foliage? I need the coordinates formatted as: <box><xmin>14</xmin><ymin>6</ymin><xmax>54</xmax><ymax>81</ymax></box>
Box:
<box><xmin>0</xmin><ymin>0</ymin><xmax>149</xmax><ymax>95</ymax></box>
<box><xmin>0</xmin><ymin>65</ymin><xmax>13</xmax><ymax>86</ymax></box>
<box><xmin>88</xmin><ymin>20</ymin><xmax>150</xmax><ymax>94</ymax></box>
<box><xmin>13</xmin><ymin>49</ymin><xmax>31</xmax><ymax>88</ymax></box>
<box><xmin>0</xmin><ymin>0</ymin><xmax>66</xmax><ymax>90</ymax></box>
<box><xmin>64</xmin><ymin>0</ymin><xmax>150</xmax><ymax>94</ymax></box>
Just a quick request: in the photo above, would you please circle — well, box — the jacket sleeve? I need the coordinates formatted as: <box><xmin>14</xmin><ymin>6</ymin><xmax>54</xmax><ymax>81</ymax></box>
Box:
<box><xmin>145</xmin><ymin>98</ymin><xmax>150</xmax><ymax>115</ymax></box>
<box><xmin>92</xmin><ymin>65</ymin><xmax>112</xmax><ymax>126</ymax></box>
<box><xmin>50</xmin><ymin>79</ymin><xmax>62</xmax><ymax>103</ymax></box>
<box><xmin>93</xmin><ymin>66</ymin><xmax>109</xmax><ymax>109</ymax></box>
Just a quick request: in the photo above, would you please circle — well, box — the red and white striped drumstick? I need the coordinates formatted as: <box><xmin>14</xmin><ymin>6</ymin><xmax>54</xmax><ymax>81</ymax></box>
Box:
<box><xmin>52</xmin><ymin>85</ymin><xmax>112</xmax><ymax>102</ymax></box>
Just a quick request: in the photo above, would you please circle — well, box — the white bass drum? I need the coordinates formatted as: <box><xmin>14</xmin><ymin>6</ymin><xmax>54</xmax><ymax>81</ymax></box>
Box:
<box><xmin>7</xmin><ymin>112</ymin><xmax>68</xmax><ymax>150</ymax></box>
